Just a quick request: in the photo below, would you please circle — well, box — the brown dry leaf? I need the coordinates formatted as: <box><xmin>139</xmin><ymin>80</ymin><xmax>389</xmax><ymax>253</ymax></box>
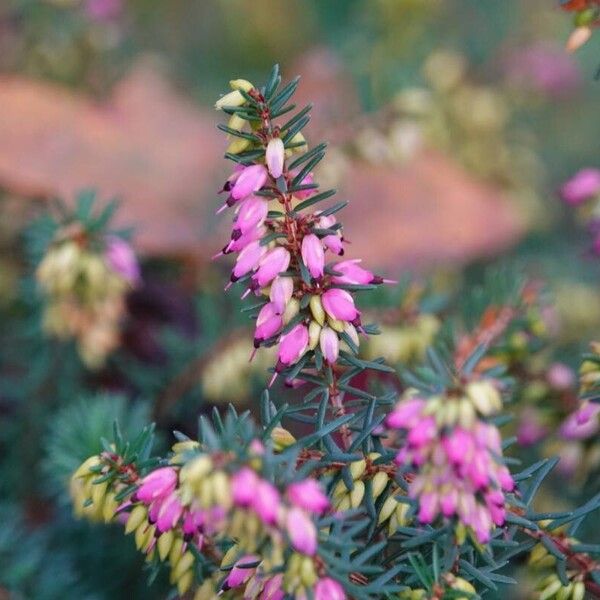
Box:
<box><xmin>339</xmin><ymin>150</ymin><xmax>525</xmax><ymax>273</ymax></box>
<box><xmin>0</xmin><ymin>59</ymin><xmax>225</xmax><ymax>257</ymax></box>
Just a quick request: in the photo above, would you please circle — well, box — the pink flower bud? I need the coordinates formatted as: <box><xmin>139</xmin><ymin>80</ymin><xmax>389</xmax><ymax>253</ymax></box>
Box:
<box><xmin>442</xmin><ymin>429</ymin><xmax>473</xmax><ymax>465</ymax></box>
<box><xmin>331</xmin><ymin>259</ymin><xmax>375</xmax><ymax>285</ymax></box>
<box><xmin>560</xmin><ymin>168</ymin><xmax>600</xmax><ymax>205</ymax></box>
<box><xmin>252</xmin><ymin>480</ymin><xmax>281</xmax><ymax>525</ymax></box>
<box><xmin>226</xmin><ymin>555</ymin><xmax>260</xmax><ymax>588</ymax></box>
<box><xmin>266</xmin><ymin>138</ymin><xmax>285</xmax><ymax>178</ymax></box>
<box><xmin>269</xmin><ymin>276</ymin><xmax>294</xmax><ymax>314</ymax></box>
<box><xmin>287</xmin><ymin>479</ymin><xmax>330</xmax><ymax>515</ymax></box>
<box><xmin>232</xmin><ymin>241</ymin><xmax>266</xmax><ymax>281</ymax></box>
<box><xmin>301</xmin><ymin>234</ymin><xmax>325</xmax><ymax>279</ymax></box>
<box><xmin>233</xmin><ymin>196</ymin><xmax>268</xmax><ymax>237</ymax></box>
<box><xmin>406</xmin><ymin>416</ymin><xmax>436</xmax><ymax>448</ymax></box>
<box><xmin>231</xmin><ymin>165</ymin><xmax>268</xmax><ymax>200</ymax></box>
<box><xmin>105</xmin><ymin>236</ymin><xmax>140</xmax><ymax>283</ymax></box>
<box><xmin>387</xmin><ymin>398</ymin><xmax>426</xmax><ymax>429</ymax></box>
<box><xmin>277</xmin><ymin>323</ymin><xmax>309</xmax><ymax>367</ymax></box>
<box><xmin>321</xmin><ymin>288</ymin><xmax>359</xmax><ymax>322</ymax></box>
<box><xmin>136</xmin><ymin>467</ymin><xmax>178</xmax><ymax>503</ymax></box>
<box><xmin>417</xmin><ymin>491</ymin><xmax>438</xmax><ymax>524</ymax></box>
<box><xmin>286</xmin><ymin>507</ymin><xmax>317</xmax><ymax>555</ymax></box>
<box><xmin>156</xmin><ymin>493</ymin><xmax>183</xmax><ymax>532</ymax></box>
<box><xmin>253</xmin><ymin>247</ymin><xmax>291</xmax><ymax>288</ymax></box>
<box><xmin>255</xmin><ymin>302</ymin><xmax>283</xmax><ymax>346</ymax></box>
<box><xmin>231</xmin><ymin>467</ymin><xmax>259</xmax><ymax>507</ymax></box>
<box><xmin>315</xmin><ymin>577</ymin><xmax>346</xmax><ymax>600</ymax></box>
<box><xmin>546</xmin><ymin>362</ymin><xmax>575</xmax><ymax>390</ymax></box>
<box><xmin>319</xmin><ymin>327</ymin><xmax>339</xmax><ymax>364</ymax></box>
<box><xmin>323</xmin><ymin>234</ymin><xmax>344</xmax><ymax>255</ymax></box>
<box><xmin>224</xmin><ymin>225</ymin><xmax>266</xmax><ymax>254</ymax></box>
<box><xmin>440</xmin><ymin>488</ymin><xmax>458</xmax><ymax>517</ymax></box>
<box><xmin>261</xmin><ymin>575</ymin><xmax>285</xmax><ymax>600</ymax></box>
<box><xmin>560</xmin><ymin>403</ymin><xmax>600</xmax><ymax>440</ymax></box>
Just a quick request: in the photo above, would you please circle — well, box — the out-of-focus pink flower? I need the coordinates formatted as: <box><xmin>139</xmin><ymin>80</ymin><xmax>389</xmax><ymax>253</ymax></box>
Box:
<box><xmin>292</xmin><ymin>172</ymin><xmax>315</xmax><ymax>199</ymax></box>
<box><xmin>560</xmin><ymin>168</ymin><xmax>600</xmax><ymax>205</ymax></box>
<box><xmin>84</xmin><ymin>0</ymin><xmax>122</xmax><ymax>22</ymax></box>
<box><xmin>136</xmin><ymin>467</ymin><xmax>178</xmax><ymax>503</ymax></box>
<box><xmin>517</xmin><ymin>407</ymin><xmax>547</xmax><ymax>446</ymax></box>
<box><xmin>286</xmin><ymin>507</ymin><xmax>318</xmax><ymax>555</ymax></box>
<box><xmin>156</xmin><ymin>493</ymin><xmax>183</xmax><ymax>532</ymax></box>
<box><xmin>547</xmin><ymin>362</ymin><xmax>576</xmax><ymax>390</ymax></box>
<box><xmin>266</xmin><ymin>138</ymin><xmax>285</xmax><ymax>178</ymax></box>
<box><xmin>560</xmin><ymin>402</ymin><xmax>600</xmax><ymax>440</ymax></box>
<box><xmin>252</xmin><ymin>480</ymin><xmax>281</xmax><ymax>525</ymax></box>
<box><xmin>321</xmin><ymin>288</ymin><xmax>359</xmax><ymax>322</ymax></box>
<box><xmin>226</xmin><ymin>555</ymin><xmax>260</xmax><ymax>588</ymax></box>
<box><xmin>231</xmin><ymin>467</ymin><xmax>259</xmax><ymax>507</ymax></box>
<box><xmin>503</xmin><ymin>43</ymin><xmax>581</xmax><ymax>98</ymax></box>
<box><xmin>260</xmin><ymin>575</ymin><xmax>285</xmax><ymax>600</ymax></box>
<box><xmin>287</xmin><ymin>479</ymin><xmax>330</xmax><ymax>515</ymax></box>
<box><xmin>314</xmin><ymin>577</ymin><xmax>346</xmax><ymax>600</ymax></box>
<box><xmin>301</xmin><ymin>234</ymin><xmax>325</xmax><ymax>279</ymax></box>
<box><xmin>105</xmin><ymin>236</ymin><xmax>140</xmax><ymax>283</ymax></box>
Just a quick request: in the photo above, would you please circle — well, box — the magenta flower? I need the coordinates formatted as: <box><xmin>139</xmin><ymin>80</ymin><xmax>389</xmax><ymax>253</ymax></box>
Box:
<box><xmin>285</xmin><ymin>507</ymin><xmax>318</xmax><ymax>555</ymax></box>
<box><xmin>269</xmin><ymin>276</ymin><xmax>294</xmax><ymax>314</ymax></box>
<box><xmin>104</xmin><ymin>236</ymin><xmax>140</xmax><ymax>283</ymax></box>
<box><xmin>560</xmin><ymin>403</ymin><xmax>600</xmax><ymax>440</ymax></box>
<box><xmin>252</xmin><ymin>480</ymin><xmax>281</xmax><ymax>525</ymax></box>
<box><xmin>226</xmin><ymin>555</ymin><xmax>260</xmax><ymax>588</ymax></box>
<box><xmin>84</xmin><ymin>0</ymin><xmax>122</xmax><ymax>22</ymax></box>
<box><xmin>386</xmin><ymin>398</ymin><xmax>426</xmax><ymax>429</ymax></box>
<box><xmin>319</xmin><ymin>327</ymin><xmax>339</xmax><ymax>364</ymax></box>
<box><xmin>260</xmin><ymin>575</ymin><xmax>285</xmax><ymax>600</ymax></box>
<box><xmin>314</xmin><ymin>577</ymin><xmax>346</xmax><ymax>600</ymax></box>
<box><xmin>254</xmin><ymin>302</ymin><xmax>283</xmax><ymax>346</ymax></box>
<box><xmin>560</xmin><ymin>168</ymin><xmax>600</xmax><ymax>205</ymax></box>
<box><xmin>323</xmin><ymin>234</ymin><xmax>344</xmax><ymax>255</ymax></box>
<box><xmin>156</xmin><ymin>493</ymin><xmax>183</xmax><ymax>532</ymax></box>
<box><xmin>301</xmin><ymin>234</ymin><xmax>325</xmax><ymax>279</ymax></box>
<box><xmin>136</xmin><ymin>467</ymin><xmax>178</xmax><ymax>503</ymax></box>
<box><xmin>231</xmin><ymin>165</ymin><xmax>268</xmax><ymax>201</ymax></box>
<box><xmin>232</xmin><ymin>241</ymin><xmax>266</xmax><ymax>281</ymax></box>
<box><xmin>292</xmin><ymin>171</ymin><xmax>316</xmax><ymax>199</ymax></box>
<box><xmin>321</xmin><ymin>289</ymin><xmax>360</xmax><ymax>322</ymax></box>
<box><xmin>253</xmin><ymin>247</ymin><xmax>291</xmax><ymax>288</ymax></box>
<box><xmin>331</xmin><ymin>259</ymin><xmax>374</xmax><ymax>285</ymax></box>
<box><xmin>287</xmin><ymin>479</ymin><xmax>330</xmax><ymax>515</ymax></box>
<box><xmin>277</xmin><ymin>323</ymin><xmax>309</xmax><ymax>367</ymax></box>
<box><xmin>234</xmin><ymin>196</ymin><xmax>268</xmax><ymax>237</ymax></box>
<box><xmin>546</xmin><ymin>362</ymin><xmax>575</xmax><ymax>390</ymax></box>
<box><xmin>266</xmin><ymin>138</ymin><xmax>285</xmax><ymax>178</ymax></box>
<box><xmin>231</xmin><ymin>467</ymin><xmax>259</xmax><ymax>507</ymax></box>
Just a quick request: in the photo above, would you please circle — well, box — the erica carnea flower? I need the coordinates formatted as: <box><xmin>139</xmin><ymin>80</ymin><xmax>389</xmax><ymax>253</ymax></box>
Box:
<box><xmin>35</xmin><ymin>195</ymin><xmax>140</xmax><ymax>367</ymax></box>
<box><xmin>387</xmin><ymin>381</ymin><xmax>513</xmax><ymax>543</ymax></box>
<box><xmin>560</xmin><ymin>168</ymin><xmax>600</xmax><ymax>205</ymax></box>
<box><xmin>213</xmin><ymin>70</ymin><xmax>393</xmax><ymax>386</ymax></box>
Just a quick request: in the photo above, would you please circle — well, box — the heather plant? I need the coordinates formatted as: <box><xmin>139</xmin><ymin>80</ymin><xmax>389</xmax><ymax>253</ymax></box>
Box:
<box><xmin>64</xmin><ymin>66</ymin><xmax>600</xmax><ymax>600</ymax></box>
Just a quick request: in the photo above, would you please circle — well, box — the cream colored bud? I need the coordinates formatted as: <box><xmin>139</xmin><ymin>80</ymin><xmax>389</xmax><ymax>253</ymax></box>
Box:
<box><xmin>177</xmin><ymin>570</ymin><xmax>194</xmax><ymax>596</ymax></box>
<box><xmin>282</xmin><ymin>298</ymin><xmax>300</xmax><ymax>325</ymax></box>
<box><xmin>229</xmin><ymin>79</ymin><xmax>254</xmax><ymax>92</ymax></box>
<box><xmin>458</xmin><ymin>398</ymin><xmax>475</xmax><ymax>428</ymax></box>
<box><xmin>227</xmin><ymin>113</ymin><xmax>247</xmax><ymax>133</ymax></box>
<box><xmin>466</xmin><ymin>380</ymin><xmax>501</xmax><ymax>416</ymax></box>
<box><xmin>343</xmin><ymin>322</ymin><xmax>360</xmax><ymax>348</ymax></box>
<box><xmin>350</xmin><ymin>480</ymin><xmax>365</xmax><ymax>508</ymax></box>
<box><xmin>195</xmin><ymin>580</ymin><xmax>217</xmax><ymax>600</ymax></box>
<box><xmin>309</xmin><ymin>295</ymin><xmax>325</xmax><ymax>326</ymax></box>
<box><xmin>227</xmin><ymin>137</ymin><xmax>252</xmax><ymax>155</ymax></box>
<box><xmin>169</xmin><ymin>537</ymin><xmax>185</xmax><ymax>568</ymax></box>
<box><xmin>211</xmin><ymin>470</ymin><xmax>232</xmax><ymax>509</ymax></box>
<box><xmin>180</xmin><ymin>455</ymin><xmax>213</xmax><ymax>486</ymax></box>
<box><xmin>334</xmin><ymin>494</ymin><xmax>351</xmax><ymax>512</ymax></box>
<box><xmin>371</xmin><ymin>471</ymin><xmax>389</xmax><ymax>500</ymax></box>
<box><xmin>170</xmin><ymin>551</ymin><xmax>194</xmax><ymax>583</ymax></box>
<box><xmin>300</xmin><ymin>556</ymin><xmax>317</xmax><ymax>587</ymax></box>
<box><xmin>215</xmin><ymin>90</ymin><xmax>246</xmax><ymax>110</ymax></box>
<box><xmin>289</xmin><ymin>132</ymin><xmax>307</xmax><ymax>151</ymax></box>
<box><xmin>90</xmin><ymin>480</ymin><xmax>108</xmax><ymax>508</ymax></box>
<box><xmin>102</xmin><ymin>492</ymin><xmax>118</xmax><ymax>522</ymax></box>
<box><xmin>171</xmin><ymin>440</ymin><xmax>200</xmax><ymax>455</ymax></box>
<box><xmin>350</xmin><ymin>459</ymin><xmax>367</xmax><ymax>480</ymax></box>
<box><xmin>327</xmin><ymin>317</ymin><xmax>346</xmax><ymax>333</ymax></box>
<box><xmin>72</xmin><ymin>455</ymin><xmax>102</xmax><ymax>479</ymax></box>
<box><xmin>308</xmin><ymin>320</ymin><xmax>322</xmax><ymax>350</ymax></box>
<box><xmin>378</xmin><ymin>495</ymin><xmax>398</xmax><ymax>525</ymax></box>
<box><xmin>157</xmin><ymin>530</ymin><xmax>175</xmax><ymax>561</ymax></box>
<box><xmin>572</xmin><ymin>582</ymin><xmax>585</xmax><ymax>600</ymax></box>
<box><xmin>539</xmin><ymin>577</ymin><xmax>563</xmax><ymax>600</ymax></box>
<box><xmin>567</xmin><ymin>26</ymin><xmax>592</xmax><ymax>53</ymax></box>
<box><xmin>271</xmin><ymin>426</ymin><xmax>296</xmax><ymax>451</ymax></box>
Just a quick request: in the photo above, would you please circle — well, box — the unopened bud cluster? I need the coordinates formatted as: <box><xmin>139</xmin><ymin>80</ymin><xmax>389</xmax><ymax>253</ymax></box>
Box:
<box><xmin>214</xmin><ymin>74</ymin><xmax>393</xmax><ymax>385</ymax></box>
<box><xmin>387</xmin><ymin>380</ymin><xmax>514</xmax><ymax>543</ymax></box>
<box><xmin>36</xmin><ymin>224</ymin><xmax>139</xmax><ymax>367</ymax></box>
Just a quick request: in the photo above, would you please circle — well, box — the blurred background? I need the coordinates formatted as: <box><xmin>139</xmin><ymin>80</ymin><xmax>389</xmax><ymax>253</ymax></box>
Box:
<box><xmin>0</xmin><ymin>0</ymin><xmax>599</xmax><ymax>598</ymax></box>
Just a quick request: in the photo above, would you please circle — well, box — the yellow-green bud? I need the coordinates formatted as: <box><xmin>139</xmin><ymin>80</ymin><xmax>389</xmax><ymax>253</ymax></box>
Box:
<box><xmin>371</xmin><ymin>471</ymin><xmax>389</xmax><ymax>500</ymax></box>
<box><xmin>215</xmin><ymin>90</ymin><xmax>246</xmax><ymax>110</ymax></box>
<box><xmin>282</xmin><ymin>298</ymin><xmax>300</xmax><ymax>325</ymax></box>
<box><xmin>271</xmin><ymin>426</ymin><xmax>296</xmax><ymax>451</ymax></box>
<box><xmin>229</xmin><ymin>79</ymin><xmax>254</xmax><ymax>92</ymax></box>
<box><xmin>309</xmin><ymin>295</ymin><xmax>325</xmax><ymax>326</ymax></box>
